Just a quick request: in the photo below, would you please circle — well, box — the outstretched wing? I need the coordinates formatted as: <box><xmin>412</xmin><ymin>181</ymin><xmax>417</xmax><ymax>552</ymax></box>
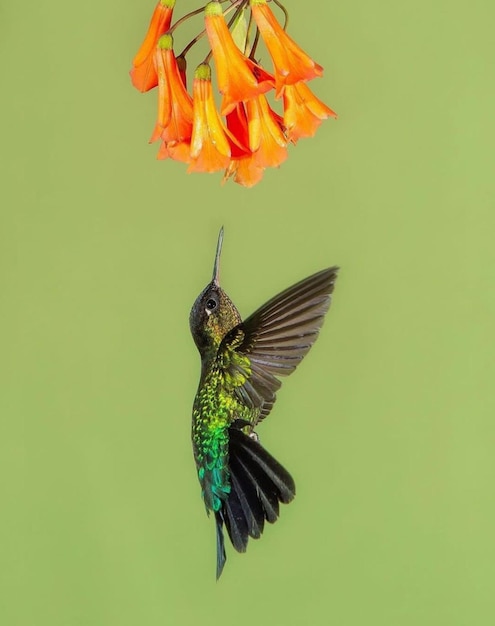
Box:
<box><xmin>217</xmin><ymin>267</ymin><xmax>339</xmax><ymax>423</ymax></box>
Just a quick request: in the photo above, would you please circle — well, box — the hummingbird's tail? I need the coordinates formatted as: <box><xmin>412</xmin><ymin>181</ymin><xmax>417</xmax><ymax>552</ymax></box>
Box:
<box><xmin>214</xmin><ymin>427</ymin><xmax>296</xmax><ymax>579</ymax></box>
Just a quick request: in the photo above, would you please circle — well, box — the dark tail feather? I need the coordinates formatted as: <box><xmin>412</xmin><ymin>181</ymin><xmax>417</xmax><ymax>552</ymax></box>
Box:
<box><xmin>215</xmin><ymin>428</ymin><xmax>296</xmax><ymax>578</ymax></box>
<box><xmin>229</xmin><ymin>455</ymin><xmax>265</xmax><ymax>537</ymax></box>
<box><xmin>223</xmin><ymin>482</ymin><xmax>249</xmax><ymax>553</ymax></box>
<box><xmin>215</xmin><ymin>511</ymin><xmax>226</xmax><ymax>580</ymax></box>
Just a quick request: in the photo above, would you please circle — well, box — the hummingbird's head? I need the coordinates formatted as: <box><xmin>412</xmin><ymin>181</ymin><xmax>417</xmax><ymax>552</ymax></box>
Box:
<box><xmin>189</xmin><ymin>228</ymin><xmax>241</xmax><ymax>357</ymax></box>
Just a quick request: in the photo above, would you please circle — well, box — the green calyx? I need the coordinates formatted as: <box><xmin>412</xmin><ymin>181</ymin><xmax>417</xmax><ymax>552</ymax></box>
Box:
<box><xmin>160</xmin><ymin>0</ymin><xmax>176</xmax><ymax>8</ymax></box>
<box><xmin>250</xmin><ymin>0</ymin><xmax>267</xmax><ymax>5</ymax></box>
<box><xmin>205</xmin><ymin>1</ymin><xmax>222</xmax><ymax>17</ymax></box>
<box><xmin>158</xmin><ymin>34</ymin><xmax>174</xmax><ymax>50</ymax></box>
<box><xmin>195</xmin><ymin>63</ymin><xmax>212</xmax><ymax>81</ymax></box>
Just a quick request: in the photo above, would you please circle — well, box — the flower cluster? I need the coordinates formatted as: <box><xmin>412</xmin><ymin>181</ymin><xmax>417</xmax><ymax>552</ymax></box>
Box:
<box><xmin>130</xmin><ymin>0</ymin><xmax>336</xmax><ymax>187</ymax></box>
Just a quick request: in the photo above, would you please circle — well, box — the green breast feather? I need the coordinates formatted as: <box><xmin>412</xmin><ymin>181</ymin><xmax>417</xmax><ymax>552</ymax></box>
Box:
<box><xmin>192</xmin><ymin>348</ymin><xmax>258</xmax><ymax>512</ymax></box>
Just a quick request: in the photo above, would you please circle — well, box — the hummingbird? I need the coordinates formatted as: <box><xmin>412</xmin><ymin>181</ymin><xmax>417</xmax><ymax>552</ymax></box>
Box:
<box><xmin>189</xmin><ymin>228</ymin><xmax>339</xmax><ymax>579</ymax></box>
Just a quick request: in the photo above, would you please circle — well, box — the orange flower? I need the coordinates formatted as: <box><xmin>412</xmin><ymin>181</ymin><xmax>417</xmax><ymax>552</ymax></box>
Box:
<box><xmin>283</xmin><ymin>82</ymin><xmax>337</xmax><ymax>142</ymax></box>
<box><xmin>246</xmin><ymin>95</ymin><xmax>288</xmax><ymax>168</ymax></box>
<box><xmin>250</xmin><ymin>0</ymin><xmax>323</xmax><ymax>97</ymax></box>
<box><xmin>205</xmin><ymin>1</ymin><xmax>274</xmax><ymax>115</ymax></box>
<box><xmin>130</xmin><ymin>0</ymin><xmax>175</xmax><ymax>93</ymax></box>
<box><xmin>188</xmin><ymin>64</ymin><xmax>232</xmax><ymax>173</ymax></box>
<box><xmin>149</xmin><ymin>34</ymin><xmax>194</xmax><ymax>157</ymax></box>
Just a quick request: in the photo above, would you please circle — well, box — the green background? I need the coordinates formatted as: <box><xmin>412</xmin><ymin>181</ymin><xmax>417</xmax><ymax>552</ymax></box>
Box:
<box><xmin>2</xmin><ymin>1</ymin><xmax>494</xmax><ymax>624</ymax></box>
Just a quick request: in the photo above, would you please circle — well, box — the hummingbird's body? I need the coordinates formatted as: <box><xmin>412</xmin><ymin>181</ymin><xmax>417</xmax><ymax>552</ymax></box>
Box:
<box><xmin>190</xmin><ymin>229</ymin><xmax>338</xmax><ymax>578</ymax></box>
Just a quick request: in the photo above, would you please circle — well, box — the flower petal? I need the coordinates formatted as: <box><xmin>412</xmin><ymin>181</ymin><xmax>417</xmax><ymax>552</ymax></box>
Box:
<box><xmin>225</xmin><ymin>103</ymin><xmax>251</xmax><ymax>158</ymax></box>
<box><xmin>157</xmin><ymin>140</ymin><xmax>192</xmax><ymax>163</ymax></box>
<box><xmin>246</xmin><ymin>95</ymin><xmax>288</xmax><ymax>168</ymax></box>
<box><xmin>224</xmin><ymin>156</ymin><xmax>265</xmax><ymax>188</ymax></box>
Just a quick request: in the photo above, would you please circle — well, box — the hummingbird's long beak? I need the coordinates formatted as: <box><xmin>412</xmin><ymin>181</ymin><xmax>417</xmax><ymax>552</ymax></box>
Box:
<box><xmin>212</xmin><ymin>226</ymin><xmax>224</xmax><ymax>285</ymax></box>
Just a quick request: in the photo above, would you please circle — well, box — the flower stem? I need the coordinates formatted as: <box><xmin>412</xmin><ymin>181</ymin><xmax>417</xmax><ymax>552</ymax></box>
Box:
<box><xmin>272</xmin><ymin>0</ymin><xmax>289</xmax><ymax>31</ymax></box>
<box><xmin>243</xmin><ymin>8</ymin><xmax>255</xmax><ymax>56</ymax></box>
<box><xmin>179</xmin><ymin>29</ymin><xmax>207</xmax><ymax>58</ymax></box>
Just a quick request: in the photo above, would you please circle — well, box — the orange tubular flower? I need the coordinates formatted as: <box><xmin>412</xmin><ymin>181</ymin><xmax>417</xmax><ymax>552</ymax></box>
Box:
<box><xmin>188</xmin><ymin>64</ymin><xmax>232</xmax><ymax>173</ymax></box>
<box><xmin>205</xmin><ymin>1</ymin><xmax>274</xmax><ymax>115</ymax></box>
<box><xmin>246</xmin><ymin>95</ymin><xmax>288</xmax><ymax>169</ymax></box>
<box><xmin>149</xmin><ymin>35</ymin><xmax>194</xmax><ymax>162</ymax></box>
<box><xmin>250</xmin><ymin>0</ymin><xmax>323</xmax><ymax>97</ymax></box>
<box><xmin>283</xmin><ymin>82</ymin><xmax>337</xmax><ymax>142</ymax></box>
<box><xmin>130</xmin><ymin>0</ymin><xmax>176</xmax><ymax>93</ymax></box>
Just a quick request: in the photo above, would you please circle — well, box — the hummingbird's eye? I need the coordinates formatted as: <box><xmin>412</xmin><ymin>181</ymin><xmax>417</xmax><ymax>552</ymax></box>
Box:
<box><xmin>205</xmin><ymin>297</ymin><xmax>218</xmax><ymax>312</ymax></box>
